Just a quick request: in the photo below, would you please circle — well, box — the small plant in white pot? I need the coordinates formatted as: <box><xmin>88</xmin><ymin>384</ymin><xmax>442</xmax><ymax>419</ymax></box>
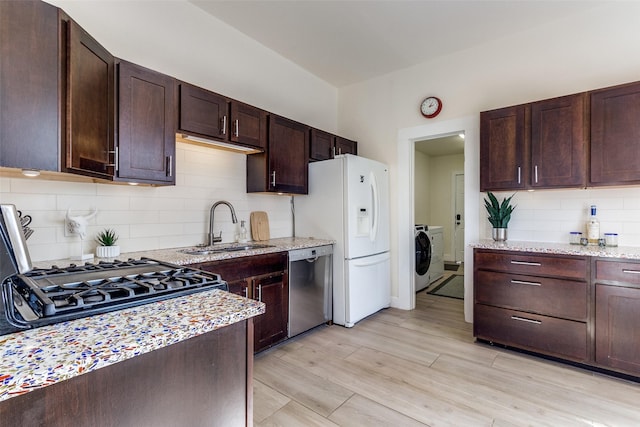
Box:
<box><xmin>484</xmin><ymin>192</ymin><xmax>515</xmax><ymax>241</ymax></box>
<box><xmin>95</xmin><ymin>228</ymin><xmax>120</xmax><ymax>258</ymax></box>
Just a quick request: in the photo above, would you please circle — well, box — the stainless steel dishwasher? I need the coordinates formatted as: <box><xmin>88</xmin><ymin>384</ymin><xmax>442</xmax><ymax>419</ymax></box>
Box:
<box><xmin>288</xmin><ymin>245</ymin><xmax>333</xmax><ymax>337</ymax></box>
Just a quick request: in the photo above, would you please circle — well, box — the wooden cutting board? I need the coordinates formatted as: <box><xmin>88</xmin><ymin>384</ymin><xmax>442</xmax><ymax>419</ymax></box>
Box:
<box><xmin>250</xmin><ymin>211</ymin><xmax>270</xmax><ymax>241</ymax></box>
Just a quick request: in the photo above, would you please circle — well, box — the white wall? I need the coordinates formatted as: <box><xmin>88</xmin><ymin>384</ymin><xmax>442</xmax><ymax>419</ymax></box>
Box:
<box><xmin>337</xmin><ymin>2</ymin><xmax>640</xmax><ymax>316</ymax></box>
<box><xmin>429</xmin><ymin>153</ymin><xmax>464</xmax><ymax>261</ymax></box>
<box><xmin>0</xmin><ymin>1</ymin><xmax>339</xmax><ymax>262</ymax></box>
<box><xmin>413</xmin><ymin>151</ymin><xmax>431</xmax><ymax>225</ymax></box>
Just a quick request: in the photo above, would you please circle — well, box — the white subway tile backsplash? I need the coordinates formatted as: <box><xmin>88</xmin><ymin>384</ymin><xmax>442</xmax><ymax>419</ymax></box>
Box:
<box><xmin>1</xmin><ymin>143</ymin><xmax>291</xmax><ymax>262</ymax></box>
<box><xmin>480</xmin><ymin>186</ymin><xmax>640</xmax><ymax>246</ymax></box>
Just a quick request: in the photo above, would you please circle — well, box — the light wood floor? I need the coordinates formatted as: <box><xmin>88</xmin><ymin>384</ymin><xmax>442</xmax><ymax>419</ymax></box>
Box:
<box><xmin>253</xmin><ymin>270</ymin><xmax>640</xmax><ymax>426</ymax></box>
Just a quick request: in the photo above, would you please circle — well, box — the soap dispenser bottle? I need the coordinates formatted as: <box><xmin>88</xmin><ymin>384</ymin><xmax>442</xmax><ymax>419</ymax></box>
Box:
<box><xmin>239</xmin><ymin>220</ymin><xmax>248</xmax><ymax>243</ymax></box>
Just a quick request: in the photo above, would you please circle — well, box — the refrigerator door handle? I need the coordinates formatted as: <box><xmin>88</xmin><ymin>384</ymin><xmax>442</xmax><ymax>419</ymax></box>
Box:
<box><xmin>370</xmin><ymin>171</ymin><xmax>379</xmax><ymax>242</ymax></box>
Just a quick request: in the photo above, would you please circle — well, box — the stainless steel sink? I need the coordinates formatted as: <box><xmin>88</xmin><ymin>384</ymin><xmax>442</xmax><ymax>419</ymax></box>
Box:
<box><xmin>179</xmin><ymin>243</ymin><xmax>273</xmax><ymax>256</ymax></box>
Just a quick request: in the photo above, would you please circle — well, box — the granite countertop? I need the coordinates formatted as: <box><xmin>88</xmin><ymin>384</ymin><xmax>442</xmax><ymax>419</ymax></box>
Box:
<box><xmin>0</xmin><ymin>290</ymin><xmax>264</xmax><ymax>402</ymax></box>
<box><xmin>34</xmin><ymin>236</ymin><xmax>334</xmax><ymax>269</ymax></box>
<box><xmin>472</xmin><ymin>239</ymin><xmax>640</xmax><ymax>260</ymax></box>
<box><xmin>1</xmin><ymin>237</ymin><xmax>331</xmax><ymax>402</ymax></box>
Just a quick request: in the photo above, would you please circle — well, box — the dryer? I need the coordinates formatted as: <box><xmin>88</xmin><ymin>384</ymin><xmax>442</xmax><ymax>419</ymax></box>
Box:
<box><xmin>415</xmin><ymin>225</ymin><xmax>445</xmax><ymax>292</ymax></box>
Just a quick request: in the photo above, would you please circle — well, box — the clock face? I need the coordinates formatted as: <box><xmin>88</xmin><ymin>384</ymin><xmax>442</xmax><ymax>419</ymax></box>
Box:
<box><xmin>420</xmin><ymin>96</ymin><xmax>442</xmax><ymax>118</ymax></box>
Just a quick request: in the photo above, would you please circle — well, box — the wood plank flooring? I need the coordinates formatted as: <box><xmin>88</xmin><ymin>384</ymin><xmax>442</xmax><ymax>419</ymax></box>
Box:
<box><xmin>253</xmin><ymin>272</ymin><xmax>640</xmax><ymax>426</ymax></box>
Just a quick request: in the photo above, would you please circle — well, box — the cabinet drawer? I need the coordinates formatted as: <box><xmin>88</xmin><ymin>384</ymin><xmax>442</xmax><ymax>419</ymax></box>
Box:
<box><xmin>474</xmin><ymin>304</ymin><xmax>588</xmax><ymax>362</ymax></box>
<box><xmin>475</xmin><ymin>270</ymin><xmax>587</xmax><ymax>321</ymax></box>
<box><xmin>475</xmin><ymin>250</ymin><xmax>587</xmax><ymax>280</ymax></box>
<box><xmin>595</xmin><ymin>259</ymin><xmax>640</xmax><ymax>285</ymax></box>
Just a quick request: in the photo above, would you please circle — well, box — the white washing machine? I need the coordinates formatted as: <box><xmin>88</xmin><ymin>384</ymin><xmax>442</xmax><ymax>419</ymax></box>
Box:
<box><xmin>415</xmin><ymin>225</ymin><xmax>445</xmax><ymax>292</ymax></box>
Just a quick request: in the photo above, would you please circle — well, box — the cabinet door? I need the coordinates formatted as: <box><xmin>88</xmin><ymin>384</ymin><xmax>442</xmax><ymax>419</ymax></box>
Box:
<box><xmin>0</xmin><ymin>1</ymin><xmax>60</xmax><ymax>171</ymax></box>
<box><xmin>310</xmin><ymin>128</ymin><xmax>334</xmax><ymax>161</ymax></box>
<box><xmin>65</xmin><ymin>19</ymin><xmax>115</xmax><ymax>178</ymax></box>
<box><xmin>530</xmin><ymin>93</ymin><xmax>587</xmax><ymax>188</ymax></box>
<box><xmin>253</xmin><ymin>271</ymin><xmax>288</xmax><ymax>352</ymax></box>
<box><xmin>335</xmin><ymin>136</ymin><xmax>358</xmax><ymax>156</ymax></box>
<box><xmin>117</xmin><ymin>60</ymin><xmax>176</xmax><ymax>184</ymax></box>
<box><xmin>480</xmin><ymin>105</ymin><xmax>529</xmax><ymax>191</ymax></box>
<box><xmin>230</xmin><ymin>101</ymin><xmax>267</xmax><ymax>149</ymax></box>
<box><xmin>590</xmin><ymin>81</ymin><xmax>640</xmax><ymax>186</ymax></box>
<box><xmin>267</xmin><ymin>115</ymin><xmax>309</xmax><ymax>194</ymax></box>
<box><xmin>178</xmin><ymin>83</ymin><xmax>228</xmax><ymax>140</ymax></box>
<box><xmin>595</xmin><ymin>284</ymin><xmax>640</xmax><ymax>375</ymax></box>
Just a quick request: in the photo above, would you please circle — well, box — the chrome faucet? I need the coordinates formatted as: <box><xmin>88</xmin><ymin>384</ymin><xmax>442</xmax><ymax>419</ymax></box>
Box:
<box><xmin>209</xmin><ymin>201</ymin><xmax>238</xmax><ymax>245</ymax></box>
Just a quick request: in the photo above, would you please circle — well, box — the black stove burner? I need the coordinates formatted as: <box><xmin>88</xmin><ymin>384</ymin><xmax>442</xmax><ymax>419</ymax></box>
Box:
<box><xmin>2</xmin><ymin>258</ymin><xmax>228</xmax><ymax>331</ymax></box>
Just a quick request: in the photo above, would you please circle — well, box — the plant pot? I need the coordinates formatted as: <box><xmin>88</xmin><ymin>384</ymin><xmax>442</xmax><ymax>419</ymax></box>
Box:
<box><xmin>96</xmin><ymin>245</ymin><xmax>120</xmax><ymax>258</ymax></box>
<box><xmin>492</xmin><ymin>228</ymin><xmax>508</xmax><ymax>241</ymax></box>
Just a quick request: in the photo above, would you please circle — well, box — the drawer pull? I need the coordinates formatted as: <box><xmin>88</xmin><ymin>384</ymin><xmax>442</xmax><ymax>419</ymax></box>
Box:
<box><xmin>510</xmin><ymin>260</ymin><xmax>541</xmax><ymax>266</ymax></box>
<box><xmin>622</xmin><ymin>269</ymin><xmax>640</xmax><ymax>275</ymax></box>
<box><xmin>510</xmin><ymin>279</ymin><xmax>541</xmax><ymax>286</ymax></box>
<box><xmin>511</xmin><ymin>316</ymin><xmax>541</xmax><ymax>325</ymax></box>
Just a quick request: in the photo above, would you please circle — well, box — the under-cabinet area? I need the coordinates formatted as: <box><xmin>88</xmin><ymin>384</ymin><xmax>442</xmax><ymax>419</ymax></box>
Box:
<box><xmin>474</xmin><ymin>247</ymin><xmax>640</xmax><ymax>379</ymax></box>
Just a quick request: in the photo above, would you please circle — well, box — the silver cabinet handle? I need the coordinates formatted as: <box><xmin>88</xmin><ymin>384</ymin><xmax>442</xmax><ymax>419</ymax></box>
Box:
<box><xmin>243</xmin><ymin>287</ymin><xmax>248</xmax><ymax>298</ymax></box>
<box><xmin>510</xmin><ymin>279</ymin><xmax>541</xmax><ymax>286</ymax></box>
<box><xmin>517</xmin><ymin>166</ymin><xmax>521</xmax><ymax>184</ymax></box>
<box><xmin>221</xmin><ymin>115</ymin><xmax>227</xmax><ymax>135</ymax></box>
<box><xmin>534</xmin><ymin>165</ymin><xmax>538</xmax><ymax>183</ymax></box>
<box><xmin>338</xmin><ymin>147</ymin><xmax>342</xmax><ymax>155</ymax></box>
<box><xmin>511</xmin><ymin>316</ymin><xmax>541</xmax><ymax>325</ymax></box>
<box><xmin>166</xmin><ymin>155</ymin><xmax>173</xmax><ymax>177</ymax></box>
<box><xmin>107</xmin><ymin>148</ymin><xmax>119</xmax><ymax>171</ymax></box>
<box><xmin>333</xmin><ymin>146</ymin><xmax>336</xmax><ymax>157</ymax></box>
<box><xmin>622</xmin><ymin>269</ymin><xmax>640</xmax><ymax>274</ymax></box>
<box><xmin>257</xmin><ymin>284</ymin><xmax>262</xmax><ymax>302</ymax></box>
<box><xmin>271</xmin><ymin>171</ymin><xmax>276</xmax><ymax>187</ymax></box>
<box><xmin>234</xmin><ymin>119</ymin><xmax>239</xmax><ymax>137</ymax></box>
<box><xmin>510</xmin><ymin>260</ymin><xmax>541</xmax><ymax>266</ymax></box>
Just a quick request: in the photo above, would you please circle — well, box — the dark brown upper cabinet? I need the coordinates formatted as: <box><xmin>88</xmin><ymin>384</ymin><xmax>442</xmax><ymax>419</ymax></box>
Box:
<box><xmin>0</xmin><ymin>0</ymin><xmax>61</xmax><ymax>172</ymax></box>
<box><xmin>116</xmin><ymin>60</ymin><xmax>176</xmax><ymax>184</ymax></box>
<box><xmin>247</xmin><ymin>115</ymin><xmax>309</xmax><ymax>194</ymax></box>
<box><xmin>590</xmin><ymin>81</ymin><xmax>640</xmax><ymax>186</ymax></box>
<box><xmin>178</xmin><ymin>82</ymin><xmax>267</xmax><ymax>151</ymax></box>
<box><xmin>310</xmin><ymin>128</ymin><xmax>334</xmax><ymax>161</ymax></box>
<box><xmin>335</xmin><ymin>136</ymin><xmax>358</xmax><ymax>156</ymax></box>
<box><xmin>64</xmin><ymin>17</ymin><xmax>115</xmax><ymax>179</ymax></box>
<box><xmin>480</xmin><ymin>105</ymin><xmax>529</xmax><ymax>191</ymax></box>
<box><xmin>530</xmin><ymin>93</ymin><xmax>587</xmax><ymax>189</ymax></box>
<box><xmin>230</xmin><ymin>101</ymin><xmax>267</xmax><ymax>150</ymax></box>
<box><xmin>481</xmin><ymin>93</ymin><xmax>587</xmax><ymax>191</ymax></box>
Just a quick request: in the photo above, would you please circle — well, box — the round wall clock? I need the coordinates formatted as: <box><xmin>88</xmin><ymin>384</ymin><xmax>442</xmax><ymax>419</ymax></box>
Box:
<box><xmin>420</xmin><ymin>96</ymin><xmax>442</xmax><ymax>118</ymax></box>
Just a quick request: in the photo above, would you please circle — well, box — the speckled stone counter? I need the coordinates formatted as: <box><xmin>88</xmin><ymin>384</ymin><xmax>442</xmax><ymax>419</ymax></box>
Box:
<box><xmin>34</xmin><ymin>236</ymin><xmax>334</xmax><ymax>269</ymax></box>
<box><xmin>472</xmin><ymin>239</ymin><xmax>640</xmax><ymax>259</ymax></box>
<box><xmin>0</xmin><ymin>289</ymin><xmax>264</xmax><ymax>402</ymax></box>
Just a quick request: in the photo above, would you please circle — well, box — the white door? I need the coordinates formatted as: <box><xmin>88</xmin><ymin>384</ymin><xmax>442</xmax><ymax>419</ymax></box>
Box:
<box><xmin>344</xmin><ymin>251</ymin><xmax>391</xmax><ymax>327</ymax></box>
<box><xmin>454</xmin><ymin>173</ymin><xmax>465</xmax><ymax>263</ymax></box>
<box><xmin>344</xmin><ymin>155</ymin><xmax>390</xmax><ymax>259</ymax></box>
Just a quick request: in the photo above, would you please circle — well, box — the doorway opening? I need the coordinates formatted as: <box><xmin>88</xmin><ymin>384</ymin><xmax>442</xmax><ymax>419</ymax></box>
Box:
<box><xmin>396</xmin><ymin>115</ymin><xmax>479</xmax><ymax>323</ymax></box>
<box><xmin>414</xmin><ymin>134</ymin><xmax>465</xmax><ymax>300</ymax></box>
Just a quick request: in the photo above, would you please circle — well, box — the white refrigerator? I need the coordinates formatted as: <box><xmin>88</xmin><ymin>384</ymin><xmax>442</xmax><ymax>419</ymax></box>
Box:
<box><xmin>295</xmin><ymin>154</ymin><xmax>390</xmax><ymax>327</ymax></box>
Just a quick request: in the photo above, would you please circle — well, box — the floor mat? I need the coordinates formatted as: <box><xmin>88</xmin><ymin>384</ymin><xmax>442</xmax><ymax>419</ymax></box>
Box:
<box><xmin>427</xmin><ymin>275</ymin><xmax>464</xmax><ymax>299</ymax></box>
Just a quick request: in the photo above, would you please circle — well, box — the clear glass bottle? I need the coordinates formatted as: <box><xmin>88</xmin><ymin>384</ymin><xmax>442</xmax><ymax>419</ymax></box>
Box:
<box><xmin>586</xmin><ymin>205</ymin><xmax>600</xmax><ymax>245</ymax></box>
<box><xmin>239</xmin><ymin>220</ymin><xmax>248</xmax><ymax>243</ymax></box>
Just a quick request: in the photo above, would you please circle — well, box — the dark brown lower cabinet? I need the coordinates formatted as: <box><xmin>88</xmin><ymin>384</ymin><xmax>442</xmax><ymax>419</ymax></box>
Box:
<box><xmin>192</xmin><ymin>252</ymin><xmax>289</xmax><ymax>353</ymax></box>
<box><xmin>595</xmin><ymin>284</ymin><xmax>640</xmax><ymax>374</ymax></box>
<box><xmin>475</xmin><ymin>249</ymin><xmax>640</xmax><ymax>379</ymax></box>
<box><xmin>0</xmin><ymin>319</ymin><xmax>254</xmax><ymax>427</ymax></box>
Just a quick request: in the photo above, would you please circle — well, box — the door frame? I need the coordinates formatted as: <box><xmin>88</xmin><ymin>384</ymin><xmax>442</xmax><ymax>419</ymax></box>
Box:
<box><xmin>396</xmin><ymin>115</ymin><xmax>479</xmax><ymax>322</ymax></box>
<box><xmin>451</xmin><ymin>170</ymin><xmax>464</xmax><ymax>263</ymax></box>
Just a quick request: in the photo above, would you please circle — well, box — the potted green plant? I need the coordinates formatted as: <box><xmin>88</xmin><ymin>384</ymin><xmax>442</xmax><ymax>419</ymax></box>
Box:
<box><xmin>484</xmin><ymin>192</ymin><xmax>515</xmax><ymax>241</ymax></box>
<box><xmin>95</xmin><ymin>228</ymin><xmax>120</xmax><ymax>258</ymax></box>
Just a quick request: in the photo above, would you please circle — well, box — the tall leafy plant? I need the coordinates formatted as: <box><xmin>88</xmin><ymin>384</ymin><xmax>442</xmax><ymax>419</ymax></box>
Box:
<box><xmin>484</xmin><ymin>192</ymin><xmax>515</xmax><ymax>228</ymax></box>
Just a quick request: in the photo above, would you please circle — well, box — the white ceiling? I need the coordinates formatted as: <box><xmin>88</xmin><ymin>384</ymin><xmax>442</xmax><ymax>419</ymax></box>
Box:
<box><xmin>415</xmin><ymin>134</ymin><xmax>465</xmax><ymax>157</ymax></box>
<box><xmin>190</xmin><ymin>0</ymin><xmax>604</xmax><ymax>87</ymax></box>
